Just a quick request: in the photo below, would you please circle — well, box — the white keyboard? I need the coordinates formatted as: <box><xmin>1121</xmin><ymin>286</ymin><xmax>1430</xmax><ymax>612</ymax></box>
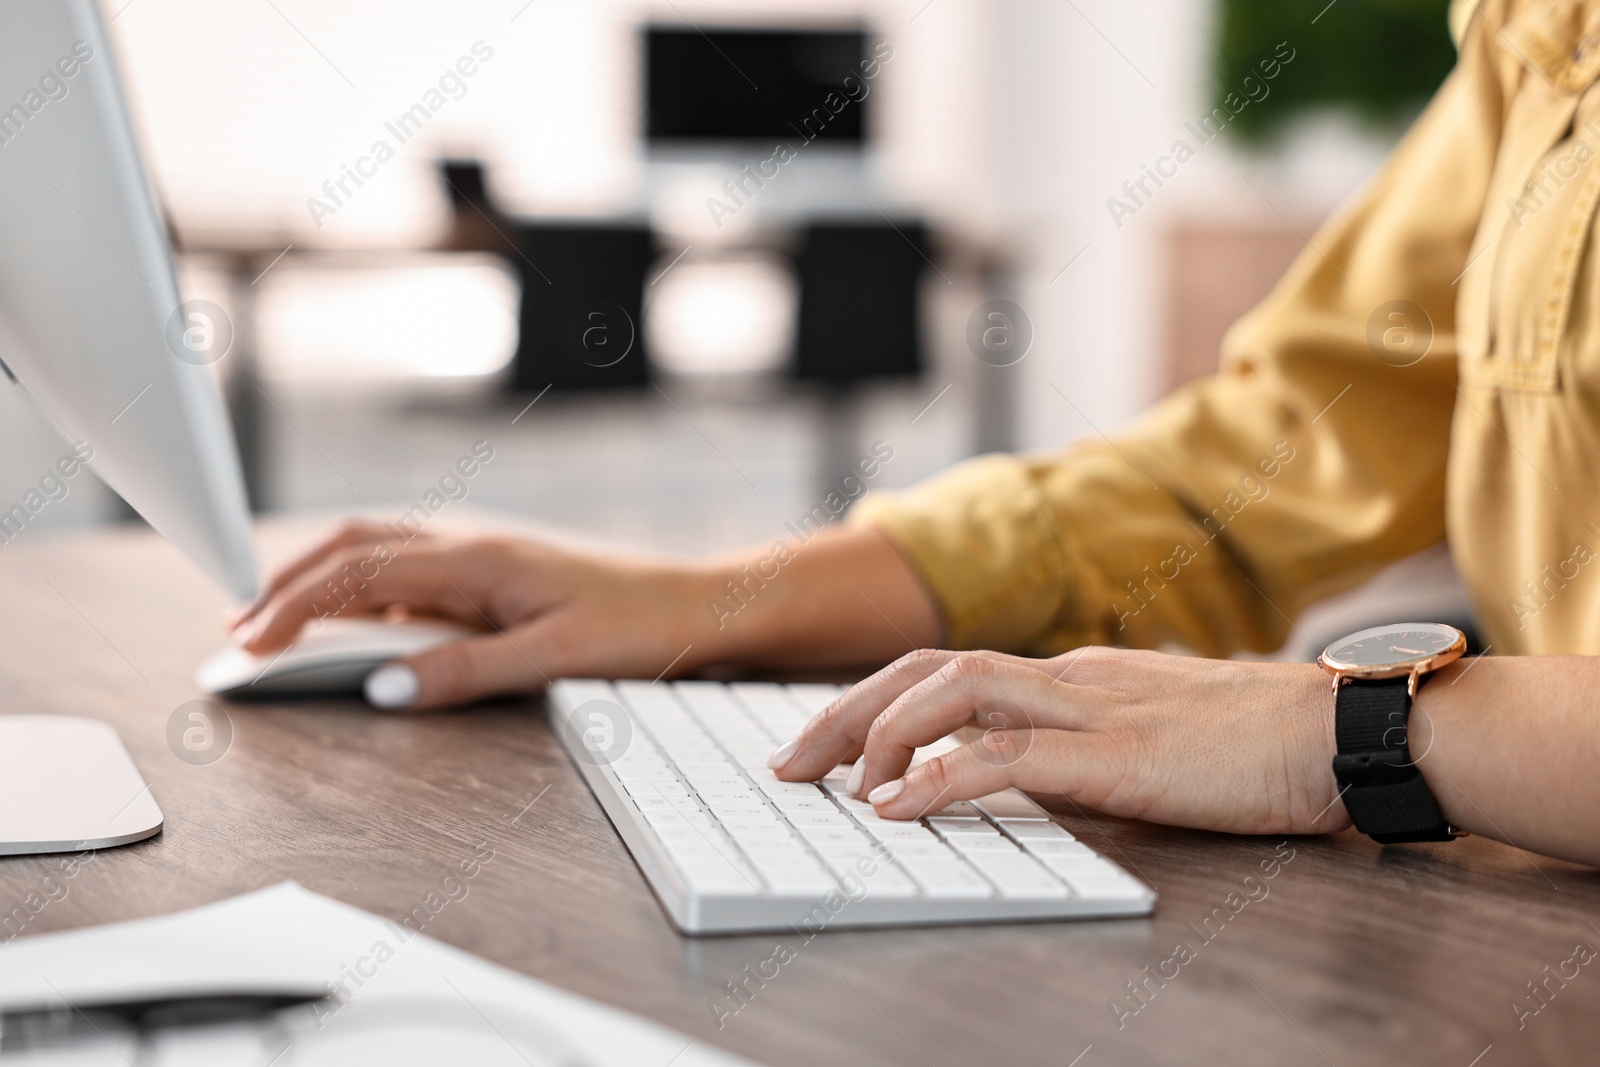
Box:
<box><xmin>548</xmin><ymin>679</ymin><xmax>1155</xmax><ymax>934</ymax></box>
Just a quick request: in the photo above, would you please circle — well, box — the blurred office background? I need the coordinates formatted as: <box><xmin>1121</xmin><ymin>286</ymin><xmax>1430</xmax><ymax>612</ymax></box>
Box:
<box><xmin>0</xmin><ymin>0</ymin><xmax>1464</xmax><ymax>652</ymax></box>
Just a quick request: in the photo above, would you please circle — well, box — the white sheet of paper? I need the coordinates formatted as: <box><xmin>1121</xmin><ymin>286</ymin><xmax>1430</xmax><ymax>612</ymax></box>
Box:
<box><xmin>0</xmin><ymin>882</ymin><xmax>759</xmax><ymax>1067</ymax></box>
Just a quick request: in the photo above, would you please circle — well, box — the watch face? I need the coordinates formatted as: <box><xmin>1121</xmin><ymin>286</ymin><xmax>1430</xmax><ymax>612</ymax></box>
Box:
<box><xmin>1320</xmin><ymin>622</ymin><xmax>1465</xmax><ymax>673</ymax></box>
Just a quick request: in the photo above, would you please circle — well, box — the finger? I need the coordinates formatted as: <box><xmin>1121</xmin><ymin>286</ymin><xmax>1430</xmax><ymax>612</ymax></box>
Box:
<box><xmin>770</xmin><ymin>649</ymin><xmax>959</xmax><ymax>781</ymax></box>
<box><xmin>855</xmin><ymin>654</ymin><xmax>1092</xmax><ymax>799</ymax></box>
<box><xmin>868</xmin><ymin>730</ymin><xmax>1118</xmax><ymax>820</ymax></box>
<box><xmin>773</xmin><ymin>648</ymin><xmax>1048</xmax><ymax>783</ymax></box>
<box><xmin>366</xmin><ymin>627</ymin><xmax>552</xmax><ymax>710</ymax></box>
<box><xmin>236</xmin><ymin>542</ymin><xmax>493</xmax><ymax>651</ymax></box>
<box><xmin>231</xmin><ymin>520</ymin><xmax>419</xmax><ymax>628</ymax></box>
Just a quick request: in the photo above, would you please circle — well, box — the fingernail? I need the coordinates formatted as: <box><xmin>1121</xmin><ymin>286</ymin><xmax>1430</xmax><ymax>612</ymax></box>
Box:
<box><xmin>767</xmin><ymin>738</ymin><xmax>800</xmax><ymax>770</ymax></box>
<box><xmin>230</xmin><ymin>619</ymin><xmax>261</xmax><ymax>648</ymax></box>
<box><xmin>233</xmin><ymin>592</ymin><xmax>270</xmax><ymax>625</ymax></box>
<box><xmin>868</xmin><ymin>779</ymin><xmax>905</xmax><ymax>805</ymax></box>
<box><xmin>845</xmin><ymin>760</ymin><xmax>866</xmax><ymax>797</ymax></box>
<box><xmin>365</xmin><ymin>663</ymin><xmax>420</xmax><ymax>710</ymax></box>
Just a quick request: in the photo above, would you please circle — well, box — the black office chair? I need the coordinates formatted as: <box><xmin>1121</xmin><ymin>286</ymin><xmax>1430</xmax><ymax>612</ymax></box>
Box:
<box><xmin>792</xmin><ymin>221</ymin><xmax>929</xmax><ymax>385</ymax></box>
<box><xmin>509</xmin><ymin>223</ymin><xmax>655</xmax><ymax>392</ymax></box>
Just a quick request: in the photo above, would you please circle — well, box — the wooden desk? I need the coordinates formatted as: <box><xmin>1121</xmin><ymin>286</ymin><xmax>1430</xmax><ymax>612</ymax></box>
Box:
<box><xmin>1</xmin><ymin>518</ymin><xmax>1597</xmax><ymax>1066</ymax></box>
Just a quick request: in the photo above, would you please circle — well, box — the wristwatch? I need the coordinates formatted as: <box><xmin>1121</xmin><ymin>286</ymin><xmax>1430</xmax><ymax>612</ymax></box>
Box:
<box><xmin>1317</xmin><ymin>622</ymin><xmax>1467</xmax><ymax>843</ymax></box>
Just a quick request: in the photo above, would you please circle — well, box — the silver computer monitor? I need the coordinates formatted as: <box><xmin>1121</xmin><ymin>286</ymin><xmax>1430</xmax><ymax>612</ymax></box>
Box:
<box><xmin>0</xmin><ymin>0</ymin><xmax>256</xmax><ymax>856</ymax></box>
<box><xmin>0</xmin><ymin>0</ymin><xmax>256</xmax><ymax>601</ymax></box>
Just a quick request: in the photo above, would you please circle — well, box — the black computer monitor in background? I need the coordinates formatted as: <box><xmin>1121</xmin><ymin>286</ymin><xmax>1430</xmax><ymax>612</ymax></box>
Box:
<box><xmin>645</xmin><ymin>27</ymin><xmax>870</xmax><ymax>144</ymax></box>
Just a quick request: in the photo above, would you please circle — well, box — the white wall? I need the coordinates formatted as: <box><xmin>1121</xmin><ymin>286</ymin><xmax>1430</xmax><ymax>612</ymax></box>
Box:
<box><xmin>103</xmin><ymin>0</ymin><xmax>997</xmax><ymax>240</ymax></box>
<box><xmin>984</xmin><ymin>0</ymin><xmax>1393</xmax><ymax>452</ymax></box>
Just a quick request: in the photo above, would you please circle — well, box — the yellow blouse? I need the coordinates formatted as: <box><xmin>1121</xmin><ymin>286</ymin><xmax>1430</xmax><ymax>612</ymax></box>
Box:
<box><xmin>854</xmin><ymin>0</ymin><xmax>1600</xmax><ymax>658</ymax></box>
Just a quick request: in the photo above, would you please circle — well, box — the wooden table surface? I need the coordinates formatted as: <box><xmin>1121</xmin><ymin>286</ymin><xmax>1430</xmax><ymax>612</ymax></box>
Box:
<box><xmin>1</xmin><ymin>516</ymin><xmax>1597</xmax><ymax>1067</ymax></box>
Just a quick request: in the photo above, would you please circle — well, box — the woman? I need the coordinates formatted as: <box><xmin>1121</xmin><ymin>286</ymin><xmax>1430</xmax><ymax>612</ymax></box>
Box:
<box><xmin>231</xmin><ymin>0</ymin><xmax>1600</xmax><ymax>866</ymax></box>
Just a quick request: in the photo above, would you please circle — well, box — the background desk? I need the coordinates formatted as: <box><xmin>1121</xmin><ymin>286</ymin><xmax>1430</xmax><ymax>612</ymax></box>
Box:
<box><xmin>2</xmin><ymin>517</ymin><xmax>1598</xmax><ymax>1066</ymax></box>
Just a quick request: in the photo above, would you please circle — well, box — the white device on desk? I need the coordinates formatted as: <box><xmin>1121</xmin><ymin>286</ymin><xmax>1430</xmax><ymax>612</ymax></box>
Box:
<box><xmin>0</xmin><ymin>2</ymin><xmax>260</xmax><ymax>855</ymax></box>
<box><xmin>195</xmin><ymin>617</ymin><xmax>472</xmax><ymax>696</ymax></box>
<box><xmin>550</xmin><ymin>679</ymin><xmax>1156</xmax><ymax>933</ymax></box>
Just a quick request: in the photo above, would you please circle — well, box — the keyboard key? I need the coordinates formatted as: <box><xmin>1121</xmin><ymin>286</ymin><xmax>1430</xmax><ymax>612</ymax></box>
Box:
<box><xmin>898</xmin><ymin>857</ymin><xmax>993</xmax><ymax>899</ymax></box>
<box><xmin>668</xmin><ymin>840</ymin><xmax>747</xmax><ymax>864</ymax></box>
<box><xmin>786</xmin><ymin>810</ymin><xmax>855</xmax><ymax>828</ymax></box>
<box><xmin>720</xmin><ymin>816</ymin><xmax>789</xmax><ymax>837</ymax></box>
<box><xmin>972</xmin><ymin>791</ymin><xmax>1051</xmax><ymax>821</ymax></box>
<box><xmin>858</xmin><ymin>822</ymin><xmax>939</xmax><ymax>844</ymax></box>
<box><xmin>729</xmin><ymin>683</ymin><xmax>806</xmax><ymax>725</ymax></box>
<box><xmin>698</xmin><ymin>788</ymin><xmax>761</xmax><ymax>804</ymax></box>
<box><xmin>611</xmin><ymin>750</ymin><xmax>670</xmax><ymax>766</ymax></box>
<box><xmin>766</xmin><ymin>799</ymin><xmax>837</xmax><ymax>817</ymax></box>
<box><xmin>642</xmin><ymin>807</ymin><xmax>716</xmax><ymax>828</ymax></box>
<box><xmin>946</xmin><ymin>834</ymin><xmax>1021</xmax><ymax>853</ymax></box>
<box><xmin>682</xmin><ymin>775</ymin><xmax>751</xmax><ymax>792</ymax></box>
<box><xmin>657</xmin><ymin>736</ymin><xmax>717</xmax><ymax>751</ymax></box>
<box><xmin>1001</xmin><ymin>821</ymin><xmax>1075</xmax><ymax>841</ymax></box>
<box><xmin>652</xmin><ymin>823</ymin><xmax>728</xmax><ymax>843</ymax></box>
<box><xmin>705</xmin><ymin>802</ymin><xmax>773</xmax><ymax>822</ymax></box>
<box><xmin>679</xmin><ymin>859</ymin><xmax>762</xmax><ymax>894</ymax></box>
<box><xmin>550</xmin><ymin>679</ymin><xmax>617</xmax><ymax>705</ymax></box>
<box><xmin>624</xmin><ymin>780</ymin><xmax>693</xmax><ymax>799</ymax></box>
<box><xmin>874</xmin><ymin>835</ymin><xmax>949</xmax><ymax>855</ymax></box>
<box><xmin>797</xmin><ymin>825</ymin><xmax>872</xmax><ymax>848</ymax></box>
<box><xmin>785</xmin><ymin>683</ymin><xmax>846</xmax><ymax>716</ymax></box>
<box><xmin>820</xmin><ymin>770</ymin><xmax>855</xmax><ymax>797</ymax></box>
<box><xmin>1064</xmin><ymin>873</ymin><xmax>1150</xmax><ymax>900</ymax></box>
<box><xmin>741</xmin><ymin>846</ymin><xmax>820</xmax><ymax>869</ymax></box>
<box><xmin>677</xmin><ymin>759</ymin><xmax>739</xmax><ymax>776</ymax></box>
<box><xmin>660</xmin><ymin>828</ymin><xmax>743</xmax><ymax>858</ymax></box>
<box><xmin>927</xmin><ymin>801</ymin><xmax>982</xmax><ymax>818</ymax></box>
<box><xmin>855</xmin><ymin>865</ymin><xmax>919</xmax><ymax>898</ymax></box>
<box><xmin>928</xmin><ymin>818</ymin><xmax>997</xmax><ymax>838</ymax></box>
<box><xmin>816</xmin><ymin>846</ymin><xmax>881</xmax><ymax>872</ymax></box>
<box><xmin>850</xmin><ymin>814</ymin><xmax>927</xmax><ymax>832</ymax></box>
<box><xmin>633</xmin><ymin>793</ymin><xmax>702</xmax><ymax>813</ymax></box>
<box><xmin>653</xmin><ymin>726</ymin><xmax>712</xmax><ymax>742</ymax></box>
<box><xmin>733</xmin><ymin>829</ymin><xmax>803</xmax><ymax>849</ymax></box>
<box><xmin>965</xmin><ymin>853</ymin><xmax>1069</xmax><ymax>900</ymax></box>
<box><xmin>615</xmin><ymin>772</ymin><xmax>682</xmax><ymax>788</ymax></box>
<box><xmin>633</xmin><ymin>794</ymin><xmax>695</xmax><ymax>810</ymax></box>
<box><xmin>612</xmin><ymin>758</ymin><xmax>675</xmax><ymax>774</ymax></box>
<box><xmin>754</xmin><ymin>779</ymin><xmax>826</xmax><ymax>799</ymax></box>
<box><xmin>1038</xmin><ymin>854</ymin><xmax>1122</xmax><ymax>878</ymax></box>
<box><xmin>1021</xmin><ymin>841</ymin><xmax>1096</xmax><ymax>860</ymax></box>
<box><xmin>675</xmin><ymin>679</ymin><xmax>745</xmax><ymax>711</ymax></box>
<box><xmin>757</xmin><ymin>862</ymin><xmax>838</xmax><ymax>896</ymax></box>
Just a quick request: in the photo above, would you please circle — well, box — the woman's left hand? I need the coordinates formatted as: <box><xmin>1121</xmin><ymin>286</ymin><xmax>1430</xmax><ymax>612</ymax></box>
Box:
<box><xmin>769</xmin><ymin>646</ymin><xmax>1350</xmax><ymax>836</ymax></box>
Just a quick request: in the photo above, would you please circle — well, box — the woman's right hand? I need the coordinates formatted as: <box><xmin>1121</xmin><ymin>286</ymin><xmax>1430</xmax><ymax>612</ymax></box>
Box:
<box><xmin>226</xmin><ymin>521</ymin><xmax>732</xmax><ymax>709</ymax></box>
<box><xmin>225</xmin><ymin>519</ymin><xmax>943</xmax><ymax>710</ymax></box>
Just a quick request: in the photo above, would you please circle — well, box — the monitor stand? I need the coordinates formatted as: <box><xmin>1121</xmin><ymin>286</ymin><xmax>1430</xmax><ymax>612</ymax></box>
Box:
<box><xmin>0</xmin><ymin>717</ymin><xmax>164</xmax><ymax>855</ymax></box>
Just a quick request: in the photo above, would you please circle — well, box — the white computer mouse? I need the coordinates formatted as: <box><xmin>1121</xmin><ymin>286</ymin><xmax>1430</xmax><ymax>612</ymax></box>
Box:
<box><xmin>195</xmin><ymin>616</ymin><xmax>474</xmax><ymax>698</ymax></box>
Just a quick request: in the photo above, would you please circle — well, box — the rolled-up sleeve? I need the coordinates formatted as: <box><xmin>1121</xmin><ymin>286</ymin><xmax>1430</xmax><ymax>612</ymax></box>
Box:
<box><xmin>853</xmin><ymin>1</ymin><xmax>1506</xmax><ymax>657</ymax></box>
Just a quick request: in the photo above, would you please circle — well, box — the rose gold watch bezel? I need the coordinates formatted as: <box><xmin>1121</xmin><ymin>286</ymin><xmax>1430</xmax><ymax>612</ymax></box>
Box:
<box><xmin>1317</xmin><ymin>622</ymin><xmax>1468</xmax><ymax>697</ymax></box>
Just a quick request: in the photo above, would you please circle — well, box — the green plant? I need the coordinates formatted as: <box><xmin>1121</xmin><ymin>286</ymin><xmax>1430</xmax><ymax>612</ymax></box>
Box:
<box><xmin>1214</xmin><ymin>0</ymin><xmax>1456</xmax><ymax>143</ymax></box>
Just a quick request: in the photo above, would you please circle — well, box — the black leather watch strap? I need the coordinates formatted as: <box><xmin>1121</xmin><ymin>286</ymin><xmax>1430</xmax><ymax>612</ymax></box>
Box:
<box><xmin>1331</xmin><ymin>677</ymin><xmax>1454</xmax><ymax>844</ymax></box>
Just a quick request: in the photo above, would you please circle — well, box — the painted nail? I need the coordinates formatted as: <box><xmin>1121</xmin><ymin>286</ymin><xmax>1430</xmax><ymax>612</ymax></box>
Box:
<box><xmin>365</xmin><ymin>663</ymin><xmax>420</xmax><ymax>710</ymax></box>
<box><xmin>868</xmin><ymin>779</ymin><xmax>906</xmax><ymax>805</ymax></box>
<box><xmin>845</xmin><ymin>760</ymin><xmax>866</xmax><ymax>797</ymax></box>
<box><xmin>767</xmin><ymin>737</ymin><xmax>800</xmax><ymax>770</ymax></box>
<box><xmin>230</xmin><ymin>619</ymin><xmax>261</xmax><ymax>648</ymax></box>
